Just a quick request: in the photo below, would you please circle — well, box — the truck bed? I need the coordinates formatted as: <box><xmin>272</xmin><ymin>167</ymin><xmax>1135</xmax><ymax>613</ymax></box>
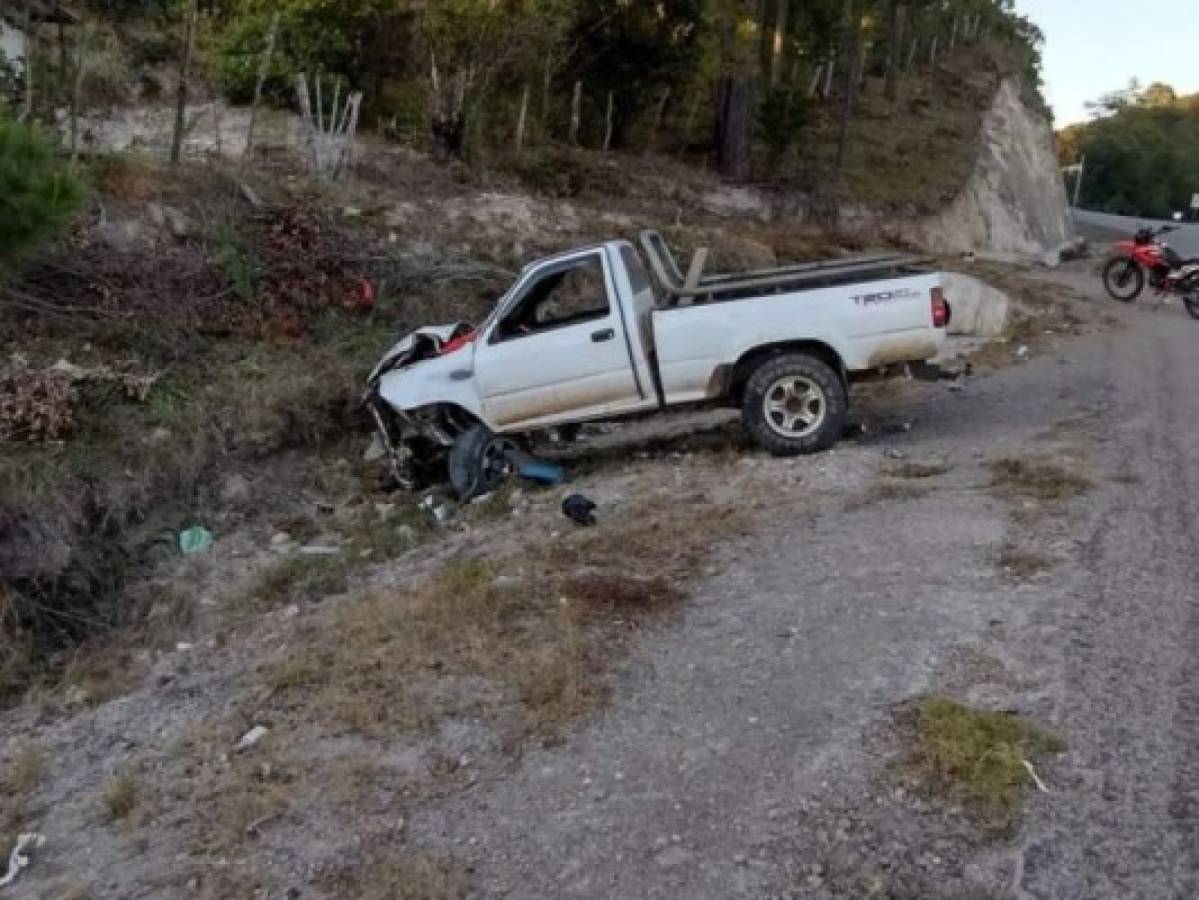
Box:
<box><xmin>639</xmin><ymin>229</ymin><xmax>933</xmax><ymax>304</ymax></box>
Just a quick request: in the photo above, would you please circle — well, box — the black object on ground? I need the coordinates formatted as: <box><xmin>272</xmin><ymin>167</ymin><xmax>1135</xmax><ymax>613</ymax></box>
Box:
<box><xmin>562</xmin><ymin>494</ymin><xmax>598</xmax><ymax>527</ymax></box>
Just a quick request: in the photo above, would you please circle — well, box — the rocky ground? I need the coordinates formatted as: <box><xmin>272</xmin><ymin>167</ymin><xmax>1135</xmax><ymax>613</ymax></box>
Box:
<box><xmin>6</xmin><ymin>258</ymin><xmax>1198</xmax><ymax>899</ymax></box>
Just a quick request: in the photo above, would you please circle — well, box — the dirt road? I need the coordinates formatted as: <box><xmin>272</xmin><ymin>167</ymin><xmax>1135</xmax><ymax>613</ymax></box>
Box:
<box><xmin>406</xmin><ymin>267</ymin><xmax>1199</xmax><ymax>899</ymax></box>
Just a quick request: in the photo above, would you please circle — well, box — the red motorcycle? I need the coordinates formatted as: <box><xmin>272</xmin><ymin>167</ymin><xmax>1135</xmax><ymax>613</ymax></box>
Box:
<box><xmin>1103</xmin><ymin>225</ymin><xmax>1199</xmax><ymax>319</ymax></box>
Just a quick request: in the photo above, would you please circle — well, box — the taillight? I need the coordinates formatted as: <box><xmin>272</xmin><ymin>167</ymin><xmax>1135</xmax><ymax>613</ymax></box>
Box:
<box><xmin>931</xmin><ymin>287</ymin><xmax>950</xmax><ymax>328</ymax></box>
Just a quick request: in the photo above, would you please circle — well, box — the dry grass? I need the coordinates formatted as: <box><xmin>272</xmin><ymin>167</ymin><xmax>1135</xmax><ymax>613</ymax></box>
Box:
<box><xmin>905</xmin><ymin>695</ymin><xmax>1065</xmax><ymax>815</ymax></box>
<box><xmin>270</xmin><ymin>559</ymin><xmax>608</xmax><ymax>736</ymax></box>
<box><xmin>208</xmin><ymin>759</ymin><xmax>295</xmax><ymax>843</ymax></box>
<box><xmin>3</xmin><ymin>742</ymin><xmax>45</xmax><ymax>795</ymax></box>
<box><xmin>2</xmin><ymin>742</ymin><xmax>44</xmax><ymax>859</ymax></box>
<box><xmin>849</xmin><ymin>479</ymin><xmax>931</xmax><ymax>510</ymax></box>
<box><xmin>61</xmin><ymin>644</ymin><xmax>143</xmax><ymax>707</ymax></box>
<box><xmin>91</xmin><ymin>153</ymin><xmax>166</xmax><ymax>204</ymax></box>
<box><xmin>887</xmin><ymin>461</ymin><xmax>954</xmax><ymax>480</ymax></box>
<box><xmin>988</xmin><ymin>457</ymin><xmax>1092</xmax><ymax>504</ymax></box>
<box><xmin>995</xmin><ymin>543</ymin><xmax>1052</xmax><ymax>579</ymax></box>
<box><xmin>101</xmin><ymin>771</ymin><xmax>140</xmax><ymax>821</ymax></box>
<box><xmin>250</xmin><ymin>554</ymin><xmax>352</xmax><ymax>608</ymax></box>
<box><xmin>36</xmin><ymin>878</ymin><xmax>92</xmax><ymax>900</ymax></box>
<box><xmin>323</xmin><ymin>853</ymin><xmax>468</xmax><ymax>900</ymax></box>
<box><xmin>267</xmin><ymin>500</ymin><xmax>745</xmax><ymax>744</ymax></box>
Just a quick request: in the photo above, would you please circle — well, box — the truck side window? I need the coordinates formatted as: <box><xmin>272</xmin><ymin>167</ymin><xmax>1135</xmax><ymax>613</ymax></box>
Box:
<box><xmin>495</xmin><ymin>255</ymin><xmax>610</xmax><ymax>341</ymax></box>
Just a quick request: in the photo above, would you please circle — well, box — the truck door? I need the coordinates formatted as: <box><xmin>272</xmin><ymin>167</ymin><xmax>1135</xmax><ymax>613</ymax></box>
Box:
<box><xmin>475</xmin><ymin>249</ymin><xmax>649</xmax><ymax>430</ymax></box>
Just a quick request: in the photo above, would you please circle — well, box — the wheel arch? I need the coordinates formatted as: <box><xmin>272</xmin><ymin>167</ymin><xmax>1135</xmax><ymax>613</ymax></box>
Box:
<box><xmin>727</xmin><ymin>341</ymin><xmax>847</xmax><ymax>405</ymax></box>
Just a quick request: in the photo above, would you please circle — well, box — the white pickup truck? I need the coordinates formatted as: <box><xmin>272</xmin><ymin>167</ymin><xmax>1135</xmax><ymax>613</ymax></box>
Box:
<box><xmin>366</xmin><ymin>230</ymin><xmax>949</xmax><ymax>497</ymax></box>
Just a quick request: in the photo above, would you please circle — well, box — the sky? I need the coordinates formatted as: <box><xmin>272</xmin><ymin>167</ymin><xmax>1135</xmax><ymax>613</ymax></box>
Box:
<box><xmin>1013</xmin><ymin>0</ymin><xmax>1199</xmax><ymax>126</ymax></box>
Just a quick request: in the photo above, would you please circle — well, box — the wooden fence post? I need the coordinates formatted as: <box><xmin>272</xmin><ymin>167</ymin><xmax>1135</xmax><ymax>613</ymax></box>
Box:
<box><xmin>243</xmin><ymin>10</ymin><xmax>279</xmax><ymax>165</ymax></box>
<box><xmin>602</xmin><ymin>91</ymin><xmax>614</xmax><ymax>152</ymax></box>
<box><xmin>568</xmin><ymin>80</ymin><xmax>582</xmax><ymax>145</ymax></box>
<box><xmin>19</xmin><ymin>1</ymin><xmax>32</xmax><ymax>122</ymax></box>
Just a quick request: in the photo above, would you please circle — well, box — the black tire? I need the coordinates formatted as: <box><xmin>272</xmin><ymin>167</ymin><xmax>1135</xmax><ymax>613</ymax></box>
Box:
<box><xmin>741</xmin><ymin>352</ymin><xmax>847</xmax><ymax>457</ymax></box>
<box><xmin>1103</xmin><ymin>257</ymin><xmax>1144</xmax><ymax>302</ymax></box>
<box><xmin>1184</xmin><ymin>295</ymin><xmax>1199</xmax><ymax>321</ymax></box>
<box><xmin>448</xmin><ymin>424</ymin><xmax>518</xmax><ymax>500</ymax></box>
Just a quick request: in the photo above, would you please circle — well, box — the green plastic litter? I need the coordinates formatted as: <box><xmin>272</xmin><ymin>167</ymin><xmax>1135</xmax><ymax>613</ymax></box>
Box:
<box><xmin>179</xmin><ymin>526</ymin><xmax>214</xmax><ymax>555</ymax></box>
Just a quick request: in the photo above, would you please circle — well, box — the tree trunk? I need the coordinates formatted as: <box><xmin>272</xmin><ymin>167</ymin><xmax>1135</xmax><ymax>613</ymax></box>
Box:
<box><xmin>568</xmin><ymin>80</ymin><xmax>582</xmax><ymax>145</ymax></box>
<box><xmin>715</xmin><ymin>0</ymin><xmax>765</xmax><ymax>179</ymax></box>
<box><xmin>834</xmin><ymin>0</ymin><xmax>861</xmax><ymax>168</ymax></box>
<box><xmin>243</xmin><ymin>11</ymin><xmax>279</xmax><ymax>165</ymax></box>
<box><xmin>170</xmin><ymin>0</ymin><xmax>198</xmax><ymax>165</ymax></box>
<box><xmin>883</xmin><ymin>0</ymin><xmax>901</xmax><ymax>101</ymax></box>
<box><xmin>716</xmin><ymin>77</ymin><xmax>754</xmax><ymax>179</ymax></box>
<box><xmin>540</xmin><ymin>54</ymin><xmax>553</xmax><ymax>137</ymax></box>
<box><xmin>770</xmin><ymin>0</ymin><xmax>789</xmax><ymax>87</ymax></box>
<box><xmin>647</xmin><ymin>86</ymin><xmax>670</xmax><ymax>153</ymax></box>
<box><xmin>515</xmin><ymin>82</ymin><xmax>530</xmax><ymax>154</ymax></box>
<box><xmin>807</xmin><ymin>63</ymin><xmax>823</xmax><ymax>98</ymax></box>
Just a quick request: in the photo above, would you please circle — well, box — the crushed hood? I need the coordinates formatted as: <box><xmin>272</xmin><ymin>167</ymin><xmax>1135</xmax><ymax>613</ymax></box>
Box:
<box><xmin>366</xmin><ymin>322</ymin><xmax>473</xmax><ymax>386</ymax></box>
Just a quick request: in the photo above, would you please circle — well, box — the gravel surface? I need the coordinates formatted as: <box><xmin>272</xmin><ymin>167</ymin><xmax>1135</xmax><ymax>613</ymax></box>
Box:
<box><xmin>406</xmin><ymin>265</ymin><xmax>1199</xmax><ymax>898</ymax></box>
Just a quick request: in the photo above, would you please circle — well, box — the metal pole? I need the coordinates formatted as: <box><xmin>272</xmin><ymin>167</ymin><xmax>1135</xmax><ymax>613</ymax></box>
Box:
<box><xmin>1072</xmin><ymin>155</ymin><xmax>1085</xmax><ymax>209</ymax></box>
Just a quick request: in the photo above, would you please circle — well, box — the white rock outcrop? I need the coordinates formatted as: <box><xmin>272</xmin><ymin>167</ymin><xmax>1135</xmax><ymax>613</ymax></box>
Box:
<box><xmin>917</xmin><ymin>79</ymin><xmax>1071</xmax><ymax>256</ymax></box>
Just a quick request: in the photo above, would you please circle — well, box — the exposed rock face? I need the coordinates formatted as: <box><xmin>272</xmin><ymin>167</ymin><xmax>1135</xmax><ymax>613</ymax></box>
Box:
<box><xmin>916</xmin><ymin>79</ymin><xmax>1071</xmax><ymax>255</ymax></box>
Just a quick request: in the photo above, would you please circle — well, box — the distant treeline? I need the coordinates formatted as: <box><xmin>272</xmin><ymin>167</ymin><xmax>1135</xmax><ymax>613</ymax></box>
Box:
<box><xmin>1060</xmin><ymin>82</ymin><xmax>1199</xmax><ymax>219</ymax></box>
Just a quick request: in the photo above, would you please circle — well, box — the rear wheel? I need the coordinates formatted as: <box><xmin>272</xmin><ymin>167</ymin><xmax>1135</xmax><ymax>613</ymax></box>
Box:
<box><xmin>1103</xmin><ymin>257</ymin><xmax>1145</xmax><ymax>302</ymax></box>
<box><xmin>448</xmin><ymin>424</ymin><xmax>519</xmax><ymax>500</ymax></box>
<box><xmin>741</xmin><ymin>352</ymin><xmax>847</xmax><ymax>457</ymax></box>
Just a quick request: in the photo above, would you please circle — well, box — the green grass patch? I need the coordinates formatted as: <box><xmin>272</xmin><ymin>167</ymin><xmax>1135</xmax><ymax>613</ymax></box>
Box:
<box><xmin>250</xmin><ymin>554</ymin><xmax>352</xmax><ymax>608</ymax></box>
<box><xmin>908</xmin><ymin>696</ymin><xmax>1065</xmax><ymax>814</ymax></box>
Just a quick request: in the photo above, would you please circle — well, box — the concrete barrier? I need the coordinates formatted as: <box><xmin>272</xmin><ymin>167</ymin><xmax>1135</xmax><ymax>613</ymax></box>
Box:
<box><xmin>941</xmin><ymin>272</ymin><xmax>1011</xmax><ymax>338</ymax></box>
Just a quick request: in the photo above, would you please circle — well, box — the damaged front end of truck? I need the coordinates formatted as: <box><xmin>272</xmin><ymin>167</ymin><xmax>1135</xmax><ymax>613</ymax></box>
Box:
<box><xmin>363</xmin><ymin>323</ymin><xmax>480</xmax><ymax>490</ymax></box>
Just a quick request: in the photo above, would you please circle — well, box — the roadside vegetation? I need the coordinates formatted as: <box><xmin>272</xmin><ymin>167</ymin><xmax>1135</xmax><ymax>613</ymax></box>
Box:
<box><xmin>904</xmin><ymin>695</ymin><xmax>1064</xmax><ymax>818</ymax></box>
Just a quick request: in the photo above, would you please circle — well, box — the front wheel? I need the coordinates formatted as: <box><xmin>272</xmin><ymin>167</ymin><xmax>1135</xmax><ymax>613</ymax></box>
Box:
<box><xmin>1103</xmin><ymin>257</ymin><xmax>1145</xmax><ymax>302</ymax></box>
<box><xmin>1183</xmin><ymin>294</ymin><xmax>1199</xmax><ymax>321</ymax></box>
<box><xmin>741</xmin><ymin>352</ymin><xmax>847</xmax><ymax>456</ymax></box>
<box><xmin>448</xmin><ymin>424</ymin><xmax>519</xmax><ymax>500</ymax></box>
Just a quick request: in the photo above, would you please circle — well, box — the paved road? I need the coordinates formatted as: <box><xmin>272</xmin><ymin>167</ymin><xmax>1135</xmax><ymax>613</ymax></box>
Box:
<box><xmin>410</xmin><ymin>265</ymin><xmax>1199</xmax><ymax>898</ymax></box>
<box><xmin>1073</xmin><ymin>207</ymin><xmax>1199</xmax><ymax>257</ymax></box>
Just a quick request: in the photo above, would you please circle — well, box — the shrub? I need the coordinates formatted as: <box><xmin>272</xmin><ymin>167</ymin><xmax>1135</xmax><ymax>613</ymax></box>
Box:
<box><xmin>0</xmin><ymin>117</ymin><xmax>84</xmax><ymax>272</ymax></box>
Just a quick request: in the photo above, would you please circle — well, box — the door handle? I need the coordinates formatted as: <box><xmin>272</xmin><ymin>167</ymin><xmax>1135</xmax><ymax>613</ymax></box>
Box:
<box><xmin>591</xmin><ymin>328</ymin><xmax>615</xmax><ymax>343</ymax></box>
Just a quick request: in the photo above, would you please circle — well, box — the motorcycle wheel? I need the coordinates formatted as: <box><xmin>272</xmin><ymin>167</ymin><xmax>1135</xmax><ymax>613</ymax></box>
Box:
<box><xmin>1184</xmin><ymin>294</ymin><xmax>1199</xmax><ymax>321</ymax></box>
<box><xmin>1103</xmin><ymin>257</ymin><xmax>1145</xmax><ymax>302</ymax></box>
